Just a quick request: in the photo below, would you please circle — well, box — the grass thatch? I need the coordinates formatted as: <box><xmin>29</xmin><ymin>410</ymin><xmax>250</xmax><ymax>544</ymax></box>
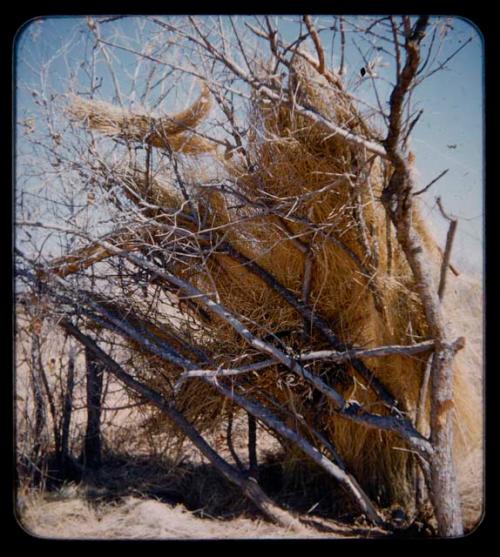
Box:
<box><xmin>61</xmin><ymin>57</ymin><xmax>482</xmax><ymax>526</ymax></box>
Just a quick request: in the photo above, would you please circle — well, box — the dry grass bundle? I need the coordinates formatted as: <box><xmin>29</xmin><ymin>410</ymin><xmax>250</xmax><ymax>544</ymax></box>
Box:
<box><xmin>67</xmin><ymin>82</ymin><xmax>214</xmax><ymax>154</ymax></box>
<box><xmin>185</xmin><ymin>55</ymin><xmax>481</xmax><ymax>517</ymax></box>
<box><xmin>60</xmin><ymin>57</ymin><xmax>482</xmax><ymax>527</ymax></box>
<box><xmin>18</xmin><ymin>490</ymin><xmax>360</xmax><ymax>539</ymax></box>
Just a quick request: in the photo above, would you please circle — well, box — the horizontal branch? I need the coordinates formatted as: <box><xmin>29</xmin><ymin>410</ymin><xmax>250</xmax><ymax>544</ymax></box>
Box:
<box><xmin>300</xmin><ymin>340</ymin><xmax>436</xmax><ymax>362</ymax></box>
<box><xmin>175</xmin><ymin>340</ymin><xmax>438</xmax><ymax>384</ymax></box>
<box><xmin>175</xmin><ymin>359</ymin><xmax>277</xmax><ymax>389</ymax></box>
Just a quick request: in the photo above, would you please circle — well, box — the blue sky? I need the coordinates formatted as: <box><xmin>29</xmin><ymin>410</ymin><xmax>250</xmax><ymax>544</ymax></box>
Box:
<box><xmin>408</xmin><ymin>18</ymin><xmax>483</xmax><ymax>273</ymax></box>
<box><xmin>15</xmin><ymin>15</ymin><xmax>484</xmax><ymax>273</ymax></box>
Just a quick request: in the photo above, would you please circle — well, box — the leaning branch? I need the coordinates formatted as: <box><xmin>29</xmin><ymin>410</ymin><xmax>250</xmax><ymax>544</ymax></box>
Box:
<box><xmin>303</xmin><ymin>15</ymin><xmax>325</xmax><ymax>74</ymax></box>
<box><xmin>59</xmin><ymin>319</ymin><xmax>301</xmax><ymax>530</ymax></box>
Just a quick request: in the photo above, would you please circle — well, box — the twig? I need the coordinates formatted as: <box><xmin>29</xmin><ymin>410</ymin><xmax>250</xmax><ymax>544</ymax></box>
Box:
<box><xmin>334</xmin><ymin>17</ymin><xmax>344</xmax><ymax>76</ymax></box>
<box><xmin>226</xmin><ymin>408</ymin><xmax>245</xmax><ymax>472</ymax></box>
<box><xmin>436</xmin><ymin>197</ymin><xmax>458</xmax><ymax>300</ymax></box>
<box><xmin>403</xmin><ymin>109</ymin><xmax>424</xmax><ymax>148</ymax></box>
<box><xmin>413</xmin><ymin>169</ymin><xmax>449</xmax><ymax>196</ymax></box>
<box><xmin>385</xmin><ymin>213</ymin><xmax>393</xmax><ymax>276</ymax></box>
<box><xmin>390</xmin><ymin>16</ymin><xmax>401</xmax><ymax>79</ymax></box>
<box><xmin>175</xmin><ymin>359</ymin><xmax>276</xmax><ymax>389</ymax></box>
<box><xmin>418</xmin><ymin>37</ymin><xmax>473</xmax><ymax>82</ymax></box>
<box><xmin>302</xmin><ymin>247</ymin><xmax>313</xmax><ymax>305</ymax></box>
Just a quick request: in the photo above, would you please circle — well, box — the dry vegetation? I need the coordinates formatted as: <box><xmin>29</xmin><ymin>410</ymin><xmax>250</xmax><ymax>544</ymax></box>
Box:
<box><xmin>15</xmin><ymin>15</ymin><xmax>483</xmax><ymax>539</ymax></box>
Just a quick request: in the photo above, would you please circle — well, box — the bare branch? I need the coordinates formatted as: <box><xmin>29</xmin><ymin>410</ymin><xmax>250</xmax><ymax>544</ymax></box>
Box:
<box><xmin>339</xmin><ymin>16</ymin><xmax>346</xmax><ymax>75</ymax></box>
<box><xmin>436</xmin><ymin>197</ymin><xmax>458</xmax><ymax>301</ymax></box>
<box><xmin>413</xmin><ymin>168</ymin><xmax>449</xmax><ymax>196</ymax></box>
<box><xmin>303</xmin><ymin>16</ymin><xmax>325</xmax><ymax>74</ymax></box>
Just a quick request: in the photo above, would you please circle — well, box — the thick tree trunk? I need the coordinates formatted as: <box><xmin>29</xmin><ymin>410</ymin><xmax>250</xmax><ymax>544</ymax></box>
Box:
<box><xmin>399</xmin><ymin>221</ymin><xmax>463</xmax><ymax>536</ymax></box>
<box><xmin>383</xmin><ymin>169</ymin><xmax>463</xmax><ymax>537</ymax></box>
<box><xmin>381</xmin><ymin>16</ymin><xmax>463</xmax><ymax>537</ymax></box>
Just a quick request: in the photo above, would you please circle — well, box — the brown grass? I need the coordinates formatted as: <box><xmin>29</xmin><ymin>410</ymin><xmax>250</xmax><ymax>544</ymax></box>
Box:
<box><xmin>67</xmin><ymin>81</ymin><xmax>214</xmax><ymax>154</ymax></box>
<box><xmin>18</xmin><ymin>491</ymin><xmax>384</xmax><ymax>539</ymax></box>
<box><xmin>54</xmin><ymin>53</ymin><xmax>484</xmax><ymax>529</ymax></box>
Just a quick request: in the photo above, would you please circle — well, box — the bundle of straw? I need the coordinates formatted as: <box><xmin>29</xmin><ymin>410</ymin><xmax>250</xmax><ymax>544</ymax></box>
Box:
<box><xmin>67</xmin><ymin>82</ymin><xmax>214</xmax><ymax>154</ymax></box>
<box><xmin>62</xmin><ymin>62</ymin><xmax>482</xmax><ymax>525</ymax></box>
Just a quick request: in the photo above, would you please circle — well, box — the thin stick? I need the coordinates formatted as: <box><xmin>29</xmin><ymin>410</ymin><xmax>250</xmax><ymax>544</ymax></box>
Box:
<box><xmin>385</xmin><ymin>214</ymin><xmax>393</xmax><ymax>276</ymax></box>
<box><xmin>60</xmin><ymin>345</ymin><xmax>75</xmax><ymax>466</ymax></box>
<box><xmin>226</xmin><ymin>408</ymin><xmax>245</xmax><ymax>471</ymax></box>
<box><xmin>413</xmin><ymin>169</ymin><xmax>449</xmax><ymax>196</ymax></box>
<box><xmin>436</xmin><ymin>197</ymin><xmax>458</xmax><ymax>300</ymax></box>
<box><xmin>247</xmin><ymin>413</ymin><xmax>258</xmax><ymax>480</ymax></box>
<box><xmin>302</xmin><ymin>247</ymin><xmax>313</xmax><ymax>305</ymax></box>
<box><xmin>339</xmin><ymin>17</ymin><xmax>346</xmax><ymax>75</ymax></box>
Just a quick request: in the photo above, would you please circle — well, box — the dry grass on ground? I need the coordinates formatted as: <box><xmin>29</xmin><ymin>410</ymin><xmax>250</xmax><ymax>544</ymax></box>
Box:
<box><xmin>18</xmin><ymin>492</ymin><xmax>389</xmax><ymax>540</ymax></box>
